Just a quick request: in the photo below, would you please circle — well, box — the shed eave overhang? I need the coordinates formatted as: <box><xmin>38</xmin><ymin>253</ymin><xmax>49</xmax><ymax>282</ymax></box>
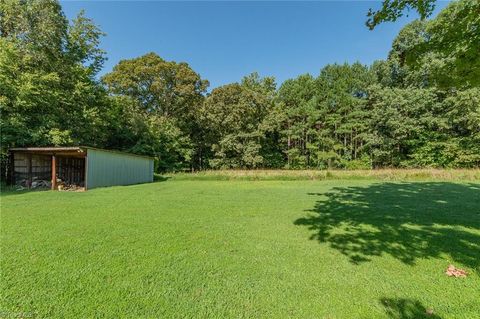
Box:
<box><xmin>9</xmin><ymin>146</ymin><xmax>154</xmax><ymax>160</ymax></box>
<box><xmin>9</xmin><ymin>147</ymin><xmax>86</xmax><ymax>157</ymax></box>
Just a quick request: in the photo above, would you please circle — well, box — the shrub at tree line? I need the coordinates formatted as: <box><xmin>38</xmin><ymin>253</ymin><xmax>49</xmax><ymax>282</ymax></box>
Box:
<box><xmin>1</xmin><ymin>0</ymin><xmax>479</xmax><ymax>173</ymax></box>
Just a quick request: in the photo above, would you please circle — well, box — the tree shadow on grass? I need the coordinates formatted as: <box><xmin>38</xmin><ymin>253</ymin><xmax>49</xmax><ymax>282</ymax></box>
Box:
<box><xmin>0</xmin><ymin>185</ymin><xmax>50</xmax><ymax>197</ymax></box>
<box><xmin>294</xmin><ymin>182</ymin><xmax>480</xmax><ymax>270</ymax></box>
<box><xmin>380</xmin><ymin>298</ymin><xmax>441</xmax><ymax>319</ymax></box>
<box><xmin>153</xmin><ymin>174</ymin><xmax>171</xmax><ymax>182</ymax></box>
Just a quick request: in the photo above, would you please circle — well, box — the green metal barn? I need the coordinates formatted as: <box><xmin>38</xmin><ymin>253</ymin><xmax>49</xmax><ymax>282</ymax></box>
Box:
<box><xmin>8</xmin><ymin>147</ymin><xmax>154</xmax><ymax>190</ymax></box>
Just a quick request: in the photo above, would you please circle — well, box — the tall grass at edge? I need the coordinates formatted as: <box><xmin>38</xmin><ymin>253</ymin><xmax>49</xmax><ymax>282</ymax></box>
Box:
<box><xmin>160</xmin><ymin>169</ymin><xmax>480</xmax><ymax>182</ymax></box>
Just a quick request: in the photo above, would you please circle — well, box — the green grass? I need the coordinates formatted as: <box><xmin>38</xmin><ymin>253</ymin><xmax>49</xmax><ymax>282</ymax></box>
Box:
<box><xmin>1</xmin><ymin>179</ymin><xmax>479</xmax><ymax>318</ymax></box>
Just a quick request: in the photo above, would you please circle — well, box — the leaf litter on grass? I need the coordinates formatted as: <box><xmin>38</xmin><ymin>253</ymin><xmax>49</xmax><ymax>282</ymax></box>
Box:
<box><xmin>445</xmin><ymin>264</ymin><xmax>468</xmax><ymax>278</ymax></box>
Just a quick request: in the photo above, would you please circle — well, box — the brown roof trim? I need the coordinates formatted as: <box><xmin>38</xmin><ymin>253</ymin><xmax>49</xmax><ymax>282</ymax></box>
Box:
<box><xmin>10</xmin><ymin>147</ymin><xmax>83</xmax><ymax>152</ymax></box>
<box><xmin>9</xmin><ymin>146</ymin><xmax>154</xmax><ymax>160</ymax></box>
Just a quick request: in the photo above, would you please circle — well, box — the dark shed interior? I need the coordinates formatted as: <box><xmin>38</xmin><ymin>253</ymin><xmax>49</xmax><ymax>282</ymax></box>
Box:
<box><xmin>9</xmin><ymin>147</ymin><xmax>86</xmax><ymax>190</ymax></box>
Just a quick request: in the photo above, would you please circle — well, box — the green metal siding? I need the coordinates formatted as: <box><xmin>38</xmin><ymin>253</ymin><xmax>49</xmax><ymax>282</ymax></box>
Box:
<box><xmin>86</xmin><ymin>149</ymin><xmax>153</xmax><ymax>189</ymax></box>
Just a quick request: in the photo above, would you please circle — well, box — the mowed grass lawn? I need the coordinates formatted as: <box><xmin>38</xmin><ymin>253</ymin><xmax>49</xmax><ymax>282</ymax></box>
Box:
<box><xmin>1</xmin><ymin>179</ymin><xmax>479</xmax><ymax>318</ymax></box>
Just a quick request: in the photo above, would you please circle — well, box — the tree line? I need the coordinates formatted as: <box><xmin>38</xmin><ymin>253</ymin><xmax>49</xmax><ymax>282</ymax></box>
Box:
<box><xmin>1</xmin><ymin>0</ymin><xmax>479</xmax><ymax>173</ymax></box>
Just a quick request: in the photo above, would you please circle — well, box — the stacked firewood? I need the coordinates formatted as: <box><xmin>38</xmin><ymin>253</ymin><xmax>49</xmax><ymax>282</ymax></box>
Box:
<box><xmin>57</xmin><ymin>179</ymin><xmax>85</xmax><ymax>192</ymax></box>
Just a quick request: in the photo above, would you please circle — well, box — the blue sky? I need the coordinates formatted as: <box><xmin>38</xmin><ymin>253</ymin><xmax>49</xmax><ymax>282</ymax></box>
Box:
<box><xmin>61</xmin><ymin>1</ymin><xmax>450</xmax><ymax>89</ymax></box>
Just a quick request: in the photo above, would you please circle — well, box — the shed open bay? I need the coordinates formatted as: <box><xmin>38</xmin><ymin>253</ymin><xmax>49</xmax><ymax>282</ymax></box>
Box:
<box><xmin>8</xmin><ymin>147</ymin><xmax>154</xmax><ymax>190</ymax></box>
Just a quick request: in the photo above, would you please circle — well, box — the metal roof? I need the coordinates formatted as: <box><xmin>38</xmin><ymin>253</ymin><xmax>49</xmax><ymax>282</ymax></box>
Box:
<box><xmin>9</xmin><ymin>146</ymin><xmax>154</xmax><ymax>160</ymax></box>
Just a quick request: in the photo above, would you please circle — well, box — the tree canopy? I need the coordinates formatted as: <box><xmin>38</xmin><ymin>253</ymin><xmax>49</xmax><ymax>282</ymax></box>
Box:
<box><xmin>1</xmin><ymin>0</ymin><xmax>479</xmax><ymax>175</ymax></box>
<box><xmin>366</xmin><ymin>0</ymin><xmax>437</xmax><ymax>29</ymax></box>
<box><xmin>0</xmin><ymin>0</ymin><xmax>109</xmax><ymax>155</ymax></box>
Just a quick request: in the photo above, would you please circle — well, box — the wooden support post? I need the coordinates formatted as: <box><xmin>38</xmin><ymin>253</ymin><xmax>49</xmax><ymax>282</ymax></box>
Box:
<box><xmin>27</xmin><ymin>153</ymin><xmax>32</xmax><ymax>189</ymax></box>
<box><xmin>51</xmin><ymin>155</ymin><xmax>57</xmax><ymax>190</ymax></box>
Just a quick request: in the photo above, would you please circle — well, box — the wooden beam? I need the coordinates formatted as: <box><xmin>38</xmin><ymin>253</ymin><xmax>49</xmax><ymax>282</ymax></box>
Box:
<box><xmin>51</xmin><ymin>155</ymin><xmax>57</xmax><ymax>190</ymax></box>
<box><xmin>27</xmin><ymin>153</ymin><xmax>32</xmax><ymax>189</ymax></box>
